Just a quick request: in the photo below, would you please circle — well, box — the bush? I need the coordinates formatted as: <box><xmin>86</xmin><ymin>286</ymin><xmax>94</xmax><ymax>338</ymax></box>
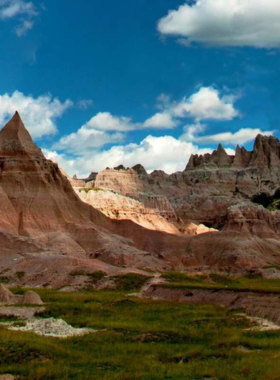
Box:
<box><xmin>113</xmin><ymin>273</ymin><xmax>150</xmax><ymax>291</ymax></box>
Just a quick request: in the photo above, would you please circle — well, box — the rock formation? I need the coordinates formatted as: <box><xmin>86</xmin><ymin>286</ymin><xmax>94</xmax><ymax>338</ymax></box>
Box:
<box><xmin>91</xmin><ymin>135</ymin><xmax>280</xmax><ymax>230</ymax></box>
<box><xmin>187</xmin><ymin>134</ymin><xmax>280</xmax><ymax>172</ymax></box>
<box><xmin>76</xmin><ymin>188</ymin><xmax>179</xmax><ymax>234</ymax></box>
<box><xmin>0</xmin><ymin>284</ymin><xmax>43</xmax><ymax>305</ymax></box>
<box><xmin>1</xmin><ymin>113</ymin><xmax>280</xmax><ymax>283</ymax></box>
<box><xmin>94</xmin><ymin>167</ymin><xmax>178</xmax><ymax>221</ymax></box>
<box><xmin>0</xmin><ymin>113</ymin><xmax>172</xmax><ymax>286</ymax></box>
<box><xmin>72</xmin><ymin>133</ymin><xmax>280</xmax><ymax>272</ymax></box>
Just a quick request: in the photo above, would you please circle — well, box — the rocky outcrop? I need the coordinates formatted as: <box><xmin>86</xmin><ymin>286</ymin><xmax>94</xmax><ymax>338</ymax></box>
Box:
<box><xmin>93</xmin><ymin>167</ymin><xmax>178</xmax><ymax>223</ymax></box>
<box><xmin>187</xmin><ymin>144</ymin><xmax>234</xmax><ymax>169</ymax></box>
<box><xmin>76</xmin><ymin>189</ymin><xmax>179</xmax><ymax>234</ymax></box>
<box><xmin>95</xmin><ymin>168</ymin><xmax>144</xmax><ymax>196</ymax></box>
<box><xmin>187</xmin><ymin>134</ymin><xmax>280</xmax><ymax>172</ymax></box>
<box><xmin>0</xmin><ymin>284</ymin><xmax>43</xmax><ymax>305</ymax></box>
<box><xmin>223</xmin><ymin>202</ymin><xmax>280</xmax><ymax>237</ymax></box>
<box><xmin>184</xmin><ymin>223</ymin><xmax>218</xmax><ymax>236</ymax></box>
<box><xmin>80</xmin><ymin>134</ymin><xmax>280</xmax><ymax>240</ymax></box>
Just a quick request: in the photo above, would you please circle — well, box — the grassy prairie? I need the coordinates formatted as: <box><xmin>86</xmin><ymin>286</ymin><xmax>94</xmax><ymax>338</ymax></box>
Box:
<box><xmin>1</xmin><ymin>277</ymin><xmax>280</xmax><ymax>379</ymax></box>
<box><xmin>162</xmin><ymin>272</ymin><xmax>280</xmax><ymax>293</ymax></box>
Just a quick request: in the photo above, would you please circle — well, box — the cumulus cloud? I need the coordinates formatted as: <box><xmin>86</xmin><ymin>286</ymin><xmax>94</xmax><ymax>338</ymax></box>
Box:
<box><xmin>67</xmin><ymin>87</ymin><xmax>238</xmax><ymax>142</ymax></box>
<box><xmin>144</xmin><ymin>112</ymin><xmax>179</xmax><ymax>129</ymax></box>
<box><xmin>53</xmin><ymin>119</ymin><xmax>125</xmax><ymax>154</ymax></box>
<box><xmin>0</xmin><ymin>0</ymin><xmax>39</xmax><ymax>36</ymax></box>
<box><xmin>52</xmin><ymin>86</ymin><xmax>239</xmax><ymax>157</ymax></box>
<box><xmin>0</xmin><ymin>91</ymin><xmax>73</xmax><ymax>138</ymax></box>
<box><xmin>158</xmin><ymin>0</ymin><xmax>280</xmax><ymax>49</ymax></box>
<box><xmin>46</xmin><ymin>135</ymin><xmax>216</xmax><ymax>177</ymax></box>
<box><xmin>181</xmin><ymin>125</ymin><xmax>274</xmax><ymax>145</ymax></box>
<box><xmin>143</xmin><ymin>87</ymin><xmax>239</xmax><ymax>129</ymax></box>
<box><xmin>85</xmin><ymin>112</ymin><xmax>140</xmax><ymax>132</ymax></box>
<box><xmin>172</xmin><ymin>87</ymin><xmax>238</xmax><ymax>121</ymax></box>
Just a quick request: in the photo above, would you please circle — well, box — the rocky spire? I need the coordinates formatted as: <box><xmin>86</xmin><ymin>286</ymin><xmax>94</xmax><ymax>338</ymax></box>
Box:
<box><xmin>249</xmin><ymin>134</ymin><xmax>280</xmax><ymax>169</ymax></box>
<box><xmin>232</xmin><ymin>145</ymin><xmax>252</xmax><ymax>168</ymax></box>
<box><xmin>132</xmin><ymin>164</ymin><xmax>148</xmax><ymax>177</ymax></box>
<box><xmin>211</xmin><ymin>143</ymin><xmax>233</xmax><ymax>167</ymax></box>
<box><xmin>0</xmin><ymin>112</ymin><xmax>44</xmax><ymax>158</ymax></box>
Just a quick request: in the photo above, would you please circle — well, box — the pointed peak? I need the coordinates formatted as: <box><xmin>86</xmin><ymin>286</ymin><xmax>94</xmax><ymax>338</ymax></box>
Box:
<box><xmin>0</xmin><ymin>113</ymin><xmax>44</xmax><ymax>159</ymax></box>
<box><xmin>235</xmin><ymin>144</ymin><xmax>241</xmax><ymax>154</ymax></box>
<box><xmin>216</xmin><ymin>143</ymin><xmax>229</xmax><ymax>157</ymax></box>
<box><xmin>4</xmin><ymin>111</ymin><xmax>26</xmax><ymax>131</ymax></box>
<box><xmin>132</xmin><ymin>164</ymin><xmax>147</xmax><ymax>176</ymax></box>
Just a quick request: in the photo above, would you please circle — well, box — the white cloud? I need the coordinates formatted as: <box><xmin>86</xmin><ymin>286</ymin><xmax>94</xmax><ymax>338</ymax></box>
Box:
<box><xmin>46</xmin><ymin>129</ymin><xmax>268</xmax><ymax>178</ymax></box>
<box><xmin>47</xmin><ymin>135</ymin><xmax>216</xmax><ymax>177</ymax></box>
<box><xmin>53</xmin><ymin>86</ymin><xmax>239</xmax><ymax>156</ymax></box>
<box><xmin>53</xmin><ymin>111</ymin><xmax>140</xmax><ymax>154</ymax></box>
<box><xmin>0</xmin><ymin>0</ymin><xmax>36</xmax><ymax>19</ymax></box>
<box><xmin>85</xmin><ymin>112</ymin><xmax>140</xmax><ymax>132</ymax></box>
<box><xmin>53</xmin><ymin>121</ymin><xmax>125</xmax><ymax>154</ymax></box>
<box><xmin>0</xmin><ymin>0</ymin><xmax>39</xmax><ymax>36</ymax></box>
<box><xmin>158</xmin><ymin>0</ymin><xmax>280</xmax><ymax>49</ymax></box>
<box><xmin>54</xmin><ymin>87</ymin><xmax>238</xmax><ymax>155</ymax></box>
<box><xmin>0</xmin><ymin>91</ymin><xmax>73</xmax><ymax>138</ymax></box>
<box><xmin>144</xmin><ymin>112</ymin><xmax>179</xmax><ymax>129</ymax></box>
<box><xmin>15</xmin><ymin>19</ymin><xmax>33</xmax><ymax>36</ymax></box>
<box><xmin>172</xmin><ymin>87</ymin><xmax>238</xmax><ymax>121</ymax></box>
<box><xmin>143</xmin><ymin>87</ymin><xmax>239</xmax><ymax>129</ymax></box>
<box><xmin>77</xmin><ymin>99</ymin><xmax>93</xmax><ymax>110</ymax></box>
<box><xmin>181</xmin><ymin>126</ymin><xmax>274</xmax><ymax>145</ymax></box>
<box><xmin>181</xmin><ymin>123</ymin><xmax>207</xmax><ymax>140</ymax></box>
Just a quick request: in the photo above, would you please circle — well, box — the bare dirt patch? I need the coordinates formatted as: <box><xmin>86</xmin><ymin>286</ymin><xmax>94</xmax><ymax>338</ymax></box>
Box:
<box><xmin>10</xmin><ymin>317</ymin><xmax>96</xmax><ymax>338</ymax></box>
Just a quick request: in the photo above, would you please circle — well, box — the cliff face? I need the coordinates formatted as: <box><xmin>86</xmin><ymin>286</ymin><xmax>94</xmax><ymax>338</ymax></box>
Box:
<box><xmin>94</xmin><ymin>167</ymin><xmax>178</xmax><ymax>221</ymax></box>
<box><xmin>76</xmin><ymin>189</ymin><xmax>179</xmax><ymax>235</ymax></box>
<box><xmin>179</xmin><ymin>135</ymin><xmax>280</xmax><ymax>226</ymax></box>
<box><xmin>80</xmin><ymin>135</ymin><xmax>280</xmax><ymax>233</ymax></box>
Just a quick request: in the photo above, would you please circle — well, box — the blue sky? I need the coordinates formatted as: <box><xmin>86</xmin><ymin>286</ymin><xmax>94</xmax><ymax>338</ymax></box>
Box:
<box><xmin>0</xmin><ymin>0</ymin><xmax>279</xmax><ymax>176</ymax></box>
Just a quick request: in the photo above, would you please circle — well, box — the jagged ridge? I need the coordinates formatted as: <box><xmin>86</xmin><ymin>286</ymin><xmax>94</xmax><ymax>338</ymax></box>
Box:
<box><xmin>186</xmin><ymin>134</ymin><xmax>280</xmax><ymax>170</ymax></box>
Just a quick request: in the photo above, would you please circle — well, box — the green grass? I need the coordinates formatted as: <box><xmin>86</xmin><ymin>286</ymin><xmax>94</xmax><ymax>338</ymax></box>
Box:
<box><xmin>0</xmin><ymin>276</ymin><xmax>9</xmax><ymax>284</ymax></box>
<box><xmin>113</xmin><ymin>273</ymin><xmax>151</xmax><ymax>291</ymax></box>
<box><xmin>70</xmin><ymin>270</ymin><xmax>106</xmax><ymax>285</ymax></box>
<box><xmin>2</xmin><ymin>284</ymin><xmax>280</xmax><ymax>379</ymax></box>
<box><xmin>162</xmin><ymin>272</ymin><xmax>280</xmax><ymax>293</ymax></box>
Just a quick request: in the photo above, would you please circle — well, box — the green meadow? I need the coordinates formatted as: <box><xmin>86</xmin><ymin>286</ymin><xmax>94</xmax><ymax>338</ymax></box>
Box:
<box><xmin>1</xmin><ymin>275</ymin><xmax>280</xmax><ymax>379</ymax></box>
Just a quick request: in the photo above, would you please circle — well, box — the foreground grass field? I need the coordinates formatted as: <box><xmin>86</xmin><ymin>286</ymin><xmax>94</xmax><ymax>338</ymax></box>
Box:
<box><xmin>1</xmin><ymin>276</ymin><xmax>280</xmax><ymax>379</ymax></box>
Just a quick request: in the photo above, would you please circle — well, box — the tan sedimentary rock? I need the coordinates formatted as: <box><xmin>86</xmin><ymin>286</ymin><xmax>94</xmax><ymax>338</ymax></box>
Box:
<box><xmin>184</xmin><ymin>223</ymin><xmax>218</xmax><ymax>236</ymax></box>
<box><xmin>76</xmin><ymin>189</ymin><xmax>179</xmax><ymax>234</ymax></box>
<box><xmin>95</xmin><ymin>168</ymin><xmax>144</xmax><ymax>196</ymax></box>
<box><xmin>95</xmin><ymin>167</ymin><xmax>178</xmax><ymax>221</ymax></box>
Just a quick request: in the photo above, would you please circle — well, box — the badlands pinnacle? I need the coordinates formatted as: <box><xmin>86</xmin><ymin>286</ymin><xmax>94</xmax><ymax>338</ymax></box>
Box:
<box><xmin>0</xmin><ymin>111</ymin><xmax>44</xmax><ymax>158</ymax></box>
